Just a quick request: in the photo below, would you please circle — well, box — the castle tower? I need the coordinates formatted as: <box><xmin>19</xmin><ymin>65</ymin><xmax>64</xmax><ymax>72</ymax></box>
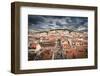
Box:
<box><xmin>53</xmin><ymin>39</ymin><xmax>64</xmax><ymax>59</ymax></box>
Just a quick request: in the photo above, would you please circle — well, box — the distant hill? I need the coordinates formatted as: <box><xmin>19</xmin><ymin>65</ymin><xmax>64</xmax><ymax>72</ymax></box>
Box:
<box><xmin>29</xmin><ymin>28</ymin><xmax>87</xmax><ymax>34</ymax></box>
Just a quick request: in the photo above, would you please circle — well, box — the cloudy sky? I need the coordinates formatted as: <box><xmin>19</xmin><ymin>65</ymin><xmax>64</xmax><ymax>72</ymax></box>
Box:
<box><xmin>28</xmin><ymin>15</ymin><xmax>88</xmax><ymax>32</ymax></box>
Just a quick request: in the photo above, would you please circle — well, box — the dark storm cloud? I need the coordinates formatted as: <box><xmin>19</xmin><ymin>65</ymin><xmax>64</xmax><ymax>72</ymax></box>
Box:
<box><xmin>28</xmin><ymin>15</ymin><xmax>45</xmax><ymax>24</ymax></box>
<box><xmin>56</xmin><ymin>21</ymin><xmax>63</xmax><ymax>27</ymax></box>
<box><xmin>43</xmin><ymin>16</ymin><xmax>65</xmax><ymax>19</ymax></box>
<box><xmin>28</xmin><ymin>15</ymin><xmax>88</xmax><ymax>31</ymax></box>
<box><xmin>66</xmin><ymin>17</ymin><xmax>87</xmax><ymax>25</ymax></box>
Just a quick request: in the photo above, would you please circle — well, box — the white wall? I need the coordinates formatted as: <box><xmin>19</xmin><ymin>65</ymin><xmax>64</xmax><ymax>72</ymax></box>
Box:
<box><xmin>0</xmin><ymin>0</ymin><xmax>99</xmax><ymax>76</ymax></box>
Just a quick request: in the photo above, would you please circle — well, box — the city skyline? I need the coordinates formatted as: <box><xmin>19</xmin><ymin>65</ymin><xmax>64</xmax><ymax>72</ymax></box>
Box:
<box><xmin>28</xmin><ymin>15</ymin><xmax>88</xmax><ymax>60</ymax></box>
